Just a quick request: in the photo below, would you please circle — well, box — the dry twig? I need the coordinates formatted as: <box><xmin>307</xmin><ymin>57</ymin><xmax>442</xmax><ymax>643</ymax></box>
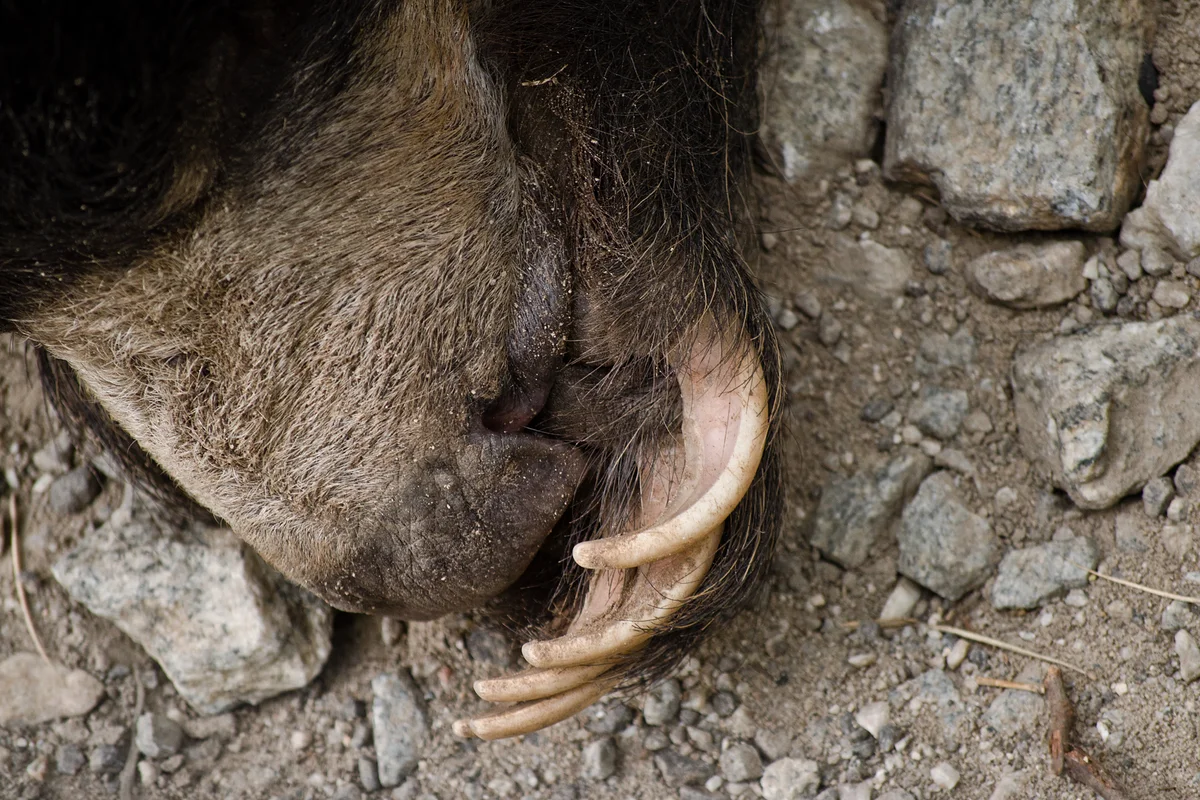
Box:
<box><xmin>9</xmin><ymin>494</ymin><xmax>50</xmax><ymax>663</ymax></box>
<box><xmin>1082</xmin><ymin>565</ymin><xmax>1200</xmax><ymax>606</ymax></box>
<box><xmin>975</xmin><ymin>676</ymin><xmax>1044</xmax><ymax>694</ymax></box>
<box><xmin>1044</xmin><ymin>667</ymin><xmax>1073</xmax><ymax>776</ymax></box>
<box><xmin>932</xmin><ymin>624</ymin><xmax>1095</xmax><ymax>680</ymax></box>
<box><xmin>1044</xmin><ymin>665</ymin><xmax>1131</xmax><ymax>800</ymax></box>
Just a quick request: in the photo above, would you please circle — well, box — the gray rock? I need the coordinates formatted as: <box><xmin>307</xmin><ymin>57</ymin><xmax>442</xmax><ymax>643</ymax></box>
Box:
<box><xmin>890</xmin><ymin>670</ymin><xmax>971</xmax><ymax>746</ymax></box>
<box><xmin>359</xmin><ymin>757</ymin><xmax>381</xmax><ymax>793</ymax></box>
<box><xmin>854</xmin><ymin>701</ymin><xmax>889</xmax><ymax>739</ymax></box>
<box><xmin>1012</xmin><ymin>314</ymin><xmax>1200</xmax><ymax>509</ymax></box>
<box><xmin>810</xmin><ymin>450</ymin><xmax>933</xmax><ymax>568</ymax></box>
<box><xmin>860</xmin><ymin>397</ymin><xmax>894</xmax><ymax>423</ymax></box>
<box><xmin>47</xmin><ymin>466</ymin><xmax>102</xmax><ymax>515</ymax></box>
<box><xmin>877</xmin><ymin>793</ymin><xmax>915</xmax><ymax>800</ymax></box>
<box><xmin>88</xmin><ymin>744</ymin><xmax>124</xmax><ymax>775</ymax></box>
<box><xmin>1121</xmin><ymin>102</ymin><xmax>1200</xmax><ymax>259</ymax></box>
<box><xmin>1178</xmin><ymin>630</ymin><xmax>1200</xmax><ymax>683</ymax></box>
<box><xmin>796</xmin><ymin>291</ymin><xmax>823</xmax><ymax>319</ymax></box>
<box><xmin>991</xmin><ymin>537</ymin><xmax>1100</xmax><ymax>610</ymax></box>
<box><xmin>908</xmin><ymin>387</ymin><xmax>969</xmax><ymax>440</ymax></box>
<box><xmin>465</xmin><ymin>628</ymin><xmax>513</xmax><ymax>667</ymax></box>
<box><xmin>916</xmin><ymin>329</ymin><xmax>977</xmax><ymax>376</ymax></box>
<box><xmin>1091</xmin><ymin>277</ymin><xmax>1120</xmax><ymax>314</ymax></box>
<box><xmin>754</xmin><ymin>729</ymin><xmax>794</xmax><ymax>762</ymax></box>
<box><xmin>371</xmin><ymin>671</ymin><xmax>429</xmax><ymax>788</ymax></box>
<box><xmin>818</xmin><ymin>314</ymin><xmax>844</xmax><ymax>347</ymax></box>
<box><xmin>760</xmin><ymin>0</ymin><xmax>887</xmax><ymax>181</ymax></box>
<box><xmin>924</xmin><ymin>240</ymin><xmax>953</xmax><ymax>275</ymax></box>
<box><xmin>965</xmin><ymin>242</ymin><xmax>1088</xmax><ymax>309</ymax></box>
<box><xmin>1153</xmin><ymin>280</ymin><xmax>1192</xmax><ymax>309</ymax></box>
<box><xmin>898</xmin><ymin>473</ymin><xmax>997</xmax><ymax>601</ymax></box>
<box><xmin>1162</xmin><ymin>599</ymin><xmax>1196</xmax><ymax>631</ymax></box>
<box><xmin>653</xmin><ymin>750</ymin><xmax>712</xmax><ymax>788</ymax></box>
<box><xmin>760</xmin><ymin>757</ymin><xmax>821</xmax><ymax>800</ymax></box>
<box><xmin>53</xmin><ymin>495</ymin><xmax>333</xmax><ymax>714</ymax></box>
<box><xmin>1177</xmin><ymin>463</ymin><xmax>1200</xmax><ymax>497</ymax></box>
<box><xmin>581</xmin><ymin>738</ymin><xmax>617</xmax><ymax>781</ymax></box>
<box><xmin>820</xmin><ymin>238</ymin><xmax>914</xmax><ymax>301</ymax></box>
<box><xmin>0</xmin><ymin>652</ymin><xmax>104</xmax><ymax>726</ymax></box>
<box><xmin>54</xmin><ymin>744</ymin><xmax>86</xmax><ymax>776</ymax></box>
<box><xmin>719</xmin><ymin>742</ymin><xmax>763</xmax><ymax>783</ymax></box>
<box><xmin>135</xmin><ymin>713</ymin><xmax>185</xmax><ymax>758</ymax></box>
<box><xmin>1144</xmin><ymin>477</ymin><xmax>1176</xmax><ymax>517</ymax></box>
<box><xmin>642</xmin><ymin>679</ymin><xmax>682</xmax><ymax>726</ymax></box>
<box><xmin>583</xmin><ymin>701</ymin><xmax>634</xmax><ymax>735</ymax></box>
<box><xmin>1141</xmin><ymin>246</ymin><xmax>1175</xmax><ymax>277</ymax></box>
<box><xmin>884</xmin><ymin>0</ymin><xmax>1152</xmax><ymax>231</ymax></box>
<box><xmin>982</xmin><ymin>687</ymin><xmax>1044</xmax><ymax>737</ymax></box>
<box><xmin>879</xmin><ymin>577</ymin><xmax>922</xmax><ymax>622</ymax></box>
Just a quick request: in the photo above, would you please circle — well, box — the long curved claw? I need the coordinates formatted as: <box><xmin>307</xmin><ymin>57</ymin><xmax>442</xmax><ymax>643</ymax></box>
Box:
<box><xmin>571</xmin><ymin>337</ymin><xmax>768</xmax><ymax>571</ymax></box>
<box><xmin>453</xmin><ymin>677</ymin><xmax>615</xmax><ymax>740</ymax></box>
<box><xmin>521</xmin><ymin>524</ymin><xmax>721</xmax><ymax>669</ymax></box>
<box><xmin>473</xmin><ymin>664</ymin><xmax>609</xmax><ymax>703</ymax></box>
<box><xmin>454</xmin><ymin>320</ymin><xmax>768</xmax><ymax>738</ymax></box>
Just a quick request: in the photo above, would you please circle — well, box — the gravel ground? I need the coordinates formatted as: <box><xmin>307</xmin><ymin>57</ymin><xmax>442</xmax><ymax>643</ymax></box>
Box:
<box><xmin>7</xmin><ymin>3</ymin><xmax>1200</xmax><ymax>799</ymax></box>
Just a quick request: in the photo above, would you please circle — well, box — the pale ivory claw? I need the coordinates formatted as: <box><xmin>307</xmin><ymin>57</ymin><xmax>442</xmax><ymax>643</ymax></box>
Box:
<box><xmin>454</xmin><ymin>322</ymin><xmax>769</xmax><ymax>738</ymax></box>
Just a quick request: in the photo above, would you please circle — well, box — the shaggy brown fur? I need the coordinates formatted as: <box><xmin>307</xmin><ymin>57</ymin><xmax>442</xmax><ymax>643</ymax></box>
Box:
<box><xmin>3</xmin><ymin>0</ymin><xmax>780</xmax><ymax>686</ymax></box>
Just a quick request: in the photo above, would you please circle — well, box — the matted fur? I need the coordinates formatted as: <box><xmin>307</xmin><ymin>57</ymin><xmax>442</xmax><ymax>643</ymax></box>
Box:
<box><xmin>3</xmin><ymin>0</ymin><xmax>781</xmax><ymax>690</ymax></box>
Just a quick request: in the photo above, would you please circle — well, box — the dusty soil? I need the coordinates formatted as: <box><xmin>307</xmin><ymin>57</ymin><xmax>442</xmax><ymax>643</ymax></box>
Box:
<box><xmin>6</xmin><ymin>3</ymin><xmax>1200</xmax><ymax>799</ymax></box>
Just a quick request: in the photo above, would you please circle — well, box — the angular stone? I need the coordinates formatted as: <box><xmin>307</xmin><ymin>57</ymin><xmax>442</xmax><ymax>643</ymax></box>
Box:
<box><xmin>908</xmin><ymin>386</ymin><xmax>970</xmax><ymax>440</ymax></box>
<box><xmin>372</xmin><ymin>671</ymin><xmax>429</xmax><ymax>788</ymax></box>
<box><xmin>760</xmin><ymin>0</ymin><xmax>888</xmax><ymax>181</ymax></box>
<box><xmin>581</xmin><ymin>738</ymin><xmax>617</xmax><ymax>781</ymax></box>
<box><xmin>1121</xmin><ymin>101</ymin><xmax>1200</xmax><ymax>259</ymax></box>
<box><xmin>1012</xmin><ymin>314</ymin><xmax>1200</xmax><ymax>509</ymax></box>
<box><xmin>52</xmin><ymin>495</ymin><xmax>333</xmax><ymax>714</ymax></box>
<box><xmin>1177</xmin><ymin>630</ymin><xmax>1200</xmax><ymax>683</ymax></box>
<box><xmin>0</xmin><ymin>653</ymin><xmax>104</xmax><ymax>726</ymax></box>
<box><xmin>810</xmin><ymin>450</ymin><xmax>933</xmax><ymax>567</ymax></box>
<box><xmin>898</xmin><ymin>472</ymin><xmax>996</xmax><ymax>601</ymax></box>
<box><xmin>818</xmin><ymin>237</ymin><xmax>915</xmax><ymax>302</ymax></box>
<box><xmin>761</xmin><ymin>757</ymin><xmax>820</xmax><ymax>800</ymax></box>
<box><xmin>719</xmin><ymin>741</ymin><xmax>763</xmax><ymax>783</ymax></box>
<box><xmin>135</xmin><ymin>713</ymin><xmax>185</xmax><ymax>758</ymax></box>
<box><xmin>885</xmin><ymin>0</ymin><xmax>1152</xmax><ymax>231</ymax></box>
<box><xmin>991</xmin><ymin>537</ymin><xmax>1100</xmax><ymax>610</ymax></box>
<box><xmin>965</xmin><ymin>242</ymin><xmax>1088</xmax><ymax>309</ymax></box>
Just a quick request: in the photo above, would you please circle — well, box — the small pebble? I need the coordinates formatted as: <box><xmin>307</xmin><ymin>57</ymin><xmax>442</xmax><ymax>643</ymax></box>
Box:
<box><xmin>854</xmin><ymin>701</ymin><xmax>889</xmax><ymax>739</ymax></box>
<box><xmin>1141</xmin><ymin>246</ymin><xmax>1173</xmax><ymax>277</ymax></box>
<box><xmin>819</xmin><ymin>315</ymin><xmax>844</xmax><ymax>347</ymax></box>
<box><xmin>136</xmin><ymin>713</ymin><xmax>184</xmax><ymax>759</ymax></box>
<box><xmin>719</xmin><ymin>741</ymin><xmax>764</xmax><ymax>783</ymax></box>
<box><xmin>1143</xmin><ymin>477</ymin><xmax>1175</xmax><ymax>517</ymax></box>
<box><xmin>137</xmin><ymin>760</ymin><xmax>159</xmax><ymax>787</ymax></box>
<box><xmin>1176</xmin><ymin>630</ymin><xmax>1200</xmax><ymax>683</ymax></box>
<box><xmin>930</xmin><ymin>761</ymin><xmax>960</xmax><ymax>790</ymax></box>
<box><xmin>1063</xmin><ymin>589</ymin><xmax>1088</xmax><ymax>607</ymax></box>
<box><xmin>1153</xmin><ymin>279</ymin><xmax>1191</xmax><ymax>308</ymax></box>
<box><xmin>1116</xmin><ymin>249</ymin><xmax>1143</xmax><ymax>281</ymax></box>
<box><xmin>879</xmin><ymin>577</ymin><xmax>922</xmax><ymax>621</ymax></box>
<box><xmin>359</xmin><ymin>758</ymin><xmax>381</xmax><ymax>793</ymax></box>
<box><xmin>924</xmin><ymin>241</ymin><xmax>952</xmax><ymax>275</ymax></box>
<box><xmin>89</xmin><ymin>745</ymin><xmax>124</xmax><ymax>775</ymax></box>
<box><xmin>55</xmin><ymin>744</ymin><xmax>86</xmax><ymax>776</ymax></box>
<box><xmin>796</xmin><ymin>291</ymin><xmax>822</xmax><ymax>319</ymax></box>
